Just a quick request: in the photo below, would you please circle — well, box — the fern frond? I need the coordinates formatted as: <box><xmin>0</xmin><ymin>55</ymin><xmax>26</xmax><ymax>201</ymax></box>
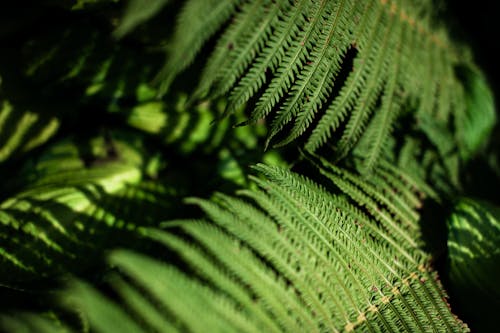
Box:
<box><xmin>448</xmin><ymin>198</ymin><xmax>500</xmax><ymax>296</ymax></box>
<box><xmin>207</xmin><ymin>0</ymin><xmax>282</xmax><ymax>102</ymax></box>
<box><xmin>194</xmin><ymin>0</ymin><xmax>282</xmax><ymax>101</ymax></box>
<box><xmin>157</xmin><ymin>0</ymin><xmax>243</xmax><ymax>94</ymax></box>
<box><xmin>454</xmin><ymin>67</ymin><xmax>496</xmax><ymax>161</ymax></box>
<box><xmin>124</xmin><ymin>93</ymin><xmax>267</xmax><ymax>156</ymax></box>
<box><xmin>321</xmin><ymin>2</ymin><xmax>394</xmax><ymax>158</ymax></box>
<box><xmin>388</xmin><ymin>125</ymin><xmax>463</xmax><ymax>197</ymax></box>
<box><xmin>6</xmin><ymin>164</ymin><xmax>468</xmax><ymax>332</ymax></box>
<box><xmin>0</xmin><ymin>97</ymin><xmax>59</xmax><ymax>163</ymax></box>
<box><xmin>0</xmin><ymin>312</ymin><xmax>69</xmax><ymax>333</ymax></box>
<box><xmin>356</xmin><ymin>16</ymin><xmax>407</xmax><ymax>172</ymax></box>
<box><xmin>64</xmin><ymin>279</ymin><xmax>145</xmax><ymax>333</ymax></box>
<box><xmin>305</xmin><ymin>0</ymin><xmax>378</xmax><ymax>152</ymax></box>
<box><xmin>114</xmin><ymin>0</ymin><xmax>170</xmax><ymax>38</ymax></box>
<box><xmin>251</xmin><ymin>0</ymin><xmax>330</xmax><ymax>131</ymax></box>
<box><xmin>271</xmin><ymin>0</ymin><xmax>355</xmax><ymax>147</ymax></box>
<box><xmin>223</xmin><ymin>0</ymin><xmax>310</xmax><ymax>118</ymax></box>
<box><xmin>16</xmin><ymin>15</ymin><xmax>164</xmax><ymax>111</ymax></box>
<box><xmin>125</xmin><ymin>95</ymin><xmax>222</xmax><ymax>154</ymax></box>
<box><xmin>313</xmin><ymin>160</ymin><xmax>420</xmax><ymax>249</ymax></box>
<box><xmin>160</xmin><ymin>0</ymin><xmax>474</xmax><ymax>169</ymax></box>
<box><xmin>0</xmin><ymin>132</ymin><xmax>175</xmax><ymax>286</ymax></box>
<box><xmin>446</xmin><ymin>198</ymin><xmax>500</xmax><ymax>331</ymax></box>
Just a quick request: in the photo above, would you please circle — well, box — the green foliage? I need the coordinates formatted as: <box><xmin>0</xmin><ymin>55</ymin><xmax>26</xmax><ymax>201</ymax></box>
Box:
<box><xmin>113</xmin><ymin>0</ymin><xmax>170</xmax><ymax>38</ymax></box>
<box><xmin>0</xmin><ymin>96</ymin><xmax>60</xmax><ymax>163</ymax></box>
<box><xmin>454</xmin><ymin>68</ymin><xmax>496</xmax><ymax>161</ymax></box>
<box><xmin>1</xmin><ymin>165</ymin><xmax>468</xmax><ymax>332</ymax></box>
<box><xmin>0</xmin><ymin>131</ymin><xmax>176</xmax><ymax>286</ymax></box>
<box><xmin>157</xmin><ymin>0</ymin><xmax>494</xmax><ymax>173</ymax></box>
<box><xmin>0</xmin><ymin>0</ymin><xmax>497</xmax><ymax>332</ymax></box>
<box><xmin>447</xmin><ymin>198</ymin><xmax>500</xmax><ymax>331</ymax></box>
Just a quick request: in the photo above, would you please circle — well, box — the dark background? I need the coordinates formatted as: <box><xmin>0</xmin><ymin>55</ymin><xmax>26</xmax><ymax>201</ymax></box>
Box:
<box><xmin>447</xmin><ymin>1</ymin><xmax>500</xmax><ymax>101</ymax></box>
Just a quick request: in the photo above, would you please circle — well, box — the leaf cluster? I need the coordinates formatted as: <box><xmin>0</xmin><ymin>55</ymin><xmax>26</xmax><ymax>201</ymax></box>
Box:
<box><xmin>0</xmin><ymin>1</ymin><xmax>498</xmax><ymax>332</ymax></box>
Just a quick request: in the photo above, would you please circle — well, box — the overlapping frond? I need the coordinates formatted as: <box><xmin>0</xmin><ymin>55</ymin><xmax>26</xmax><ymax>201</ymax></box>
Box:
<box><xmin>2</xmin><ymin>164</ymin><xmax>468</xmax><ymax>332</ymax></box>
<box><xmin>12</xmin><ymin>15</ymin><xmax>272</xmax><ymax>161</ymax></box>
<box><xmin>124</xmin><ymin>94</ymin><xmax>266</xmax><ymax>155</ymax></box>
<box><xmin>448</xmin><ymin>199</ymin><xmax>500</xmax><ymax>297</ymax></box>
<box><xmin>453</xmin><ymin>67</ymin><xmax>496</xmax><ymax>161</ymax></box>
<box><xmin>446</xmin><ymin>198</ymin><xmax>500</xmax><ymax>331</ymax></box>
<box><xmin>382</xmin><ymin>126</ymin><xmax>463</xmax><ymax>196</ymax></box>
<box><xmin>0</xmin><ymin>96</ymin><xmax>60</xmax><ymax>163</ymax></box>
<box><xmin>0</xmin><ymin>12</ymin><xmax>164</xmax><ymax>166</ymax></box>
<box><xmin>0</xmin><ymin>312</ymin><xmax>68</xmax><ymax>333</ymax></box>
<box><xmin>18</xmin><ymin>20</ymin><xmax>162</xmax><ymax>110</ymax></box>
<box><xmin>0</xmin><ymin>2</ymin><xmax>495</xmax><ymax>331</ymax></box>
<box><xmin>0</xmin><ymin>132</ymin><xmax>176</xmax><ymax>286</ymax></box>
<box><xmin>158</xmin><ymin>0</ymin><xmax>479</xmax><ymax>171</ymax></box>
<box><xmin>157</xmin><ymin>0</ymin><xmax>244</xmax><ymax>93</ymax></box>
<box><xmin>114</xmin><ymin>0</ymin><xmax>171</xmax><ymax>38</ymax></box>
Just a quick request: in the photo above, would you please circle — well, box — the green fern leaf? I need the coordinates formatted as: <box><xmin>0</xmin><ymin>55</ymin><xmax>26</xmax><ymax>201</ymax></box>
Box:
<box><xmin>0</xmin><ymin>132</ymin><xmax>175</xmax><ymax>286</ymax></box>
<box><xmin>159</xmin><ymin>0</ymin><xmax>474</xmax><ymax>170</ymax></box>
<box><xmin>223</xmin><ymin>0</ymin><xmax>310</xmax><ymax>119</ymax></box>
<box><xmin>5</xmin><ymin>164</ymin><xmax>468</xmax><ymax>332</ymax></box>
<box><xmin>0</xmin><ymin>97</ymin><xmax>60</xmax><ymax>163</ymax></box>
<box><xmin>0</xmin><ymin>312</ymin><xmax>69</xmax><ymax>333</ymax></box>
<box><xmin>446</xmin><ymin>198</ymin><xmax>500</xmax><ymax>331</ymax></box>
<box><xmin>271</xmin><ymin>0</ymin><xmax>355</xmax><ymax>147</ymax></box>
<box><xmin>454</xmin><ymin>67</ymin><xmax>496</xmax><ymax>161</ymax></box>
<box><xmin>156</xmin><ymin>0</ymin><xmax>243</xmax><ymax>94</ymax></box>
<box><xmin>114</xmin><ymin>0</ymin><xmax>170</xmax><ymax>38</ymax></box>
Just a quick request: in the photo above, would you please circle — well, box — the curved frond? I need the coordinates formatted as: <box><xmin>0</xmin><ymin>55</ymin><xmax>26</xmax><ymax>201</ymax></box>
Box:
<box><xmin>159</xmin><ymin>0</ymin><xmax>474</xmax><ymax>169</ymax></box>
<box><xmin>4</xmin><ymin>164</ymin><xmax>468</xmax><ymax>332</ymax></box>
<box><xmin>156</xmin><ymin>0</ymin><xmax>243</xmax><ymax>94</ymax></box>
<box><xmin>0</xmin><ymin>97</ymin><xmax>60</xmax><ymax>163</ymax></box>
<box><xmin>124</xmin><ymin>93</ymin><xmax>267</xmax><ymax>156</ymax></box>
<box><xmin>0</xmin><ymin>132</ymin><xmax>176</xmax><ymax>286</ymax></box>
<box><xmin>453</xmin><ymin>67</ymin><xmax>496</xmax><ymax>161</ymax></box>
<box><xmin>114</xmin><ymin>0</ymin><xmax>171</xmax><ymax>38</ymax></box>
<box><xmin>446</xmin><ymin>198</ymin><xmax>500</xmax><ymax>331</ymax></box>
